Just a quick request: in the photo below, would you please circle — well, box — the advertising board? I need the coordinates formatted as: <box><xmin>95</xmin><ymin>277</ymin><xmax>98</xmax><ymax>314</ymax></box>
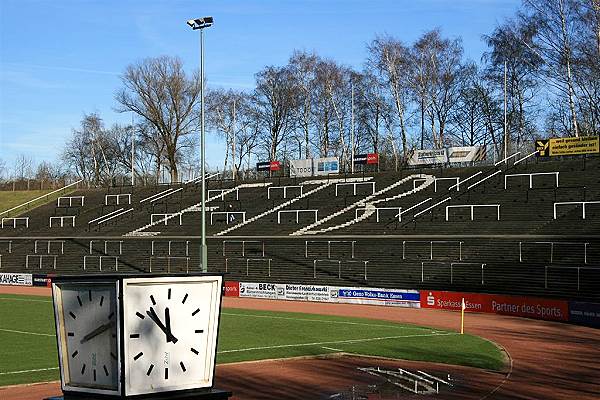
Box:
<box><xmin>256</xmin><ymin>161</ymin><xmax>281</xmax><ymax>172</ymax></box>
<box><xmin>408</xmin><ymin>149</ymin><xmax>448</xmax><ymax>166</ymax></box>
<box><xmin>420</xmin><ymin>290</ymin><xmax>569</xmax><ymax>321</ymax></box>
<box><xmin>408</xmin><ymin>146</ymin><xmax>486</xmax><ymax>166</ymax></box>
<box><xmin>0</xmin><ymin>273</ymin><xmax>32</xmax><ymax>286</ymax></box>
<box><xmin>239</xmin><ymin>282</ymin><xmax>279</xmax><ymax>299</ymax></box>
<box><xmin>353</xmin><ymin>153</ymin><xmax>379</xmax><ymax>165</ymax></box>
<box><xmin>447</xmin><ymin>146</ymin><xmax>486</xmax><ymax>163</ymax></box>
<box><xmin>223</xmin><ymin>281</ymin><xmax>240</xmax><ymax>297</ymax></box>
<box><xmin>314</xmin><ymin>157</ymin><xmax>339</xmax><ymax>176</ymax></box>
<box><xmin>280</xmin><ymin>283</ymin><xmax>331</xmax><ymax>302</ymax></box>
<box><xmin>289</xmin><ymin>158</ymin><xmax>313</xmax><ymax>177</ymax></box>
<box><xmin>32</xmin><ymin>274</ymin><xmax>52</xmax><ymax>287</ymax></box>
<box><xmin>335</xmin><ymin>287</ymin><xmax>420</xmax><ymax>307</ymax></box>
<box><xmin>237</xmin><ymin>281</ymin><xmax>420</xmax><ymax>308</ymax></box>
<box><xmin>569</xmin><ymin>301</ymin><xmax>600</xmax><ymax>327</ymax></box>
<box><xmin>536</xmin><ymin>136</ymin><xmax>599</xmax><ymax>157</ymax></box>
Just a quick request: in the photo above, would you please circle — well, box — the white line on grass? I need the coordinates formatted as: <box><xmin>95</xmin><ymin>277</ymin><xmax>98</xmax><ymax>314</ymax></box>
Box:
<box><xmin>0</xmin><ymin>367</ymin><xmax>58</xmax><ymax>375</ymax></box>
<box><xmin>0</xmin><ymin>297</ymin><xmax>52</xmax><ymax>303</ymax></box>
<box><xmin>222</xmin><ymin>312</ymin><xmax>429</xmax><ymax>331</ymax></box>
<box><xmin>0</xmin><ymin>328</ymin><xmax>55</xmax><ymax>337</ymax></box>
<box><xmin>321</xmin><ymin>346</ymin><xmax>343</xmax><ymax>352</ymax></box>
<box><xmin>218</xmin><ymin>332</ymin><xmax>458</xmax><ymax>354</ymax></box>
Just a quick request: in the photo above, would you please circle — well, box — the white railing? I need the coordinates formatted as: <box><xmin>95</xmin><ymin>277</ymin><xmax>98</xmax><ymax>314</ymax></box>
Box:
<box><xmin>335</xmin><ymin>181</ymin><xmax>375</xmax><ymax>196</ymax></box>
<box><xmin>519</xmin><ymin>241</ymin><xmax>589</xmax><ymax>264</ymax></box>
<box><xmin>1</xmin><ymin>217</ymin><xmax>29</xmax><ymax>228</ymax></box>
<box><xmin>545</xmin><ymin>265</ymin><xmax>590</xmax><ymax>291</ymax></box>
<box><xmin>89</xmin><ymin>240</ymin><xmax>124</xmax><ymax>255</ymax></box>
<box><xmin>445</xmin><ymin>204</ymin><xmax>500</xmax><ymax>221</ymax></box>
<box><xmin>83</xmin><ymin>255</ymin><xmax>119</xmax><ymax>271</ymax></box>
<box><xmin>267</xmin><ymin>185</ymin><xmax>303</xmax><ymax>199</ymax></box>
<box><xmin>57</xmin><ymin>196</ymin><xmax>85</xmax><ymax>207</ymax></box>
<box><xmin>34</xmin><ymin>240</ymin><xmax>65</xmax><ymax>254</ymax></box>
<box><xmin>277</xmin><ymin>209</ymin><xmax>318</xmax><ymax>224</ymax></box>
<box><xmin>88</xmin><ymin>208</ymin><xmax>123</xmax><ymax>225</ymax></box>
<box><xmin>504</xmin><ymin>172</ymin><xmax>559</xmax><ymax>189</ymax></box>
<box><xmin>414</xmin><ymin>177</ymin><xmax>459</xmax><ymax>192</ymax></box>
<box><xmin>554</xmin><ymin>201</ymin><xmax>600</xmax><ymax>219</ymax></box>
<box><xmin>26</xmin><ymin>254</ymin><xmax>57</xmax><ymax>269</ymax></box>
<box><xmin>222</xmin><ymin>240</ymin><xmax>265</xmax><ymax>257</ymax></box>
<box><xmin>49</xmin><ymin>216</ymin><xmax>76</xmax><ymax>227</ymax></box>
<box><xmin>151</xmin><ymin>240</ymin><xmax>190</xmax><ymax>256</ymax></box>
<box><xmin>210</xmin><ymin>211</ymin><xmax>246</xmax><ymax>225</ymax></box>
<box><xmin>355</xmin><ymin>207</ymin><xmax>402</xmax><ymax>222</ymax></box>
<box><xmin>305</xmin><ymin>240</ymin><xmax>356</xmax><ymax>259</ymax></box>
<box><xmin>105</xmin><ymin>193</ymin><xmax>131</xmax><ymax>205</ymax></box>
<box><xmin>403</xmin><ymin>240</ymin><xmax>463</xmax><ymax>261</ymax></box>
<box><xmin>151</xmin><ymin>213</ymin><xmax>183</xmax><ymax>226</ymax></box>
<box><xmin>0</xmin><ymin>179</ymin><xmax>82</xmax><ymax>218</ymax></box>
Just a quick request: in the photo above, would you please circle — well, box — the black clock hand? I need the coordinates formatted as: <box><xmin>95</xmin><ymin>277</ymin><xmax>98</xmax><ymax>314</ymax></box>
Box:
<box><xmin>147</xmin><ymin>307</ymin><xmax>178</xmax><ymax>343</ymax></box>
<box><xmin>163</xmin><ymin>307</ymin><xmax>178</xmax><ymax>343</ymax></box>
<box><xmin>80</xmin><ymin>320</ymin><xmax>116</xmax><ymax>344</ymax></box>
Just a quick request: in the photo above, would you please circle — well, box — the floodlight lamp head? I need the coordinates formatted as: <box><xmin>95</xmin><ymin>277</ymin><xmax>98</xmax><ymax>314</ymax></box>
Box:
<box><xmin>187</xmin><ymin>16</ymin><xmax>214</xmax><ymax>30</ymax></box>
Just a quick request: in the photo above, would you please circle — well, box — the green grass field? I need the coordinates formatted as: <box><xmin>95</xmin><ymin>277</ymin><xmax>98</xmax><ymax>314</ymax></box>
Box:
<box><xmin>0</xmin><ymin>189</ymin><xmax>76</xmax><ymax>217</ymax></box>
<box><xmin>0</xmin><ymin>294</ymin><xmax>505</xmax><ymax>386</ymax></box>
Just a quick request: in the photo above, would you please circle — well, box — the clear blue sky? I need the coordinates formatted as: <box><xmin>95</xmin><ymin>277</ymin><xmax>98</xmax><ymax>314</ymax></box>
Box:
<box><xmin>0</xmin><ymin>0</ymin><xmax>520</xmax><ymax>173</ymax></box>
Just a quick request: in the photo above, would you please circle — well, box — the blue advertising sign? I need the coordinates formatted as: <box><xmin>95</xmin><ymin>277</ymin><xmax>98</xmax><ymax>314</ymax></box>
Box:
<box><xmin>569</xmin><ymin>301</ymin><xmax>600</xmax><ymax>327</ymax></box>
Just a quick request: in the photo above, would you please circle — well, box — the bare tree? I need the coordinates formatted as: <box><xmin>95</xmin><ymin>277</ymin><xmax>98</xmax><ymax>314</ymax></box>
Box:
<box><xmin>206</xmin><ymin>88</ymin><xmax>255</xmax><ymax>177</ymax></box>
<box><xmin>288</xmin><ymin>50</ymin><xmax>319</xmax><ymax>159</ymax></box>
<box><xmin>367</xmin><ymin>35</ymin><xmax>411</xmax><ymax>162</ymax></box>
<box><xmin>523</xmin><ymin>0</ymin><xmax>581</xmax><ymax>136</ymax></box>
<box><xmin>483</xmin><ymin>18</ymin><xmax>542</xmax><ymax>149</ymax></box>
<box><xmin>13</xmin><ymin>154</ymin><xmax>33</xmax><ymax>180</ymax></box>
<box><xmin>251</xmin><ymin>66</ymin><xmax>296</xmax><ymax>160</ymax></box>
<box><xmin>0</xmin><ymin>158</ymin><xmax>6</xmax><ymax>182</ymax></box>
<box><xmin>115</xmin><ymin>56</ymin><xmax>199</xmax><ymax>181</ymax></box>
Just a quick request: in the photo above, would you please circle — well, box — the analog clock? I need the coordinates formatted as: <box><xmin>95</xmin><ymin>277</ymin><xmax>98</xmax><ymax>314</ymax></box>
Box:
<box><xmin>122</xmin><ymin>276</ymin><xmax>222</xmax><ymax>396</ymax></box>
<box><xmin>52</xmin><ymin>281</ymin><xmax>120</xmax><ymax>396</ymax></box>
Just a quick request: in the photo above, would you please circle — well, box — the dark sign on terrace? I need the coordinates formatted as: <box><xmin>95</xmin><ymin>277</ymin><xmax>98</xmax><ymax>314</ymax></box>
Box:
<box><xmin>353</xmin><ymin>153</ymin><xmax>379</xmax><ymax>165</ymax></box>
<box><xmin>256</xmin><ymin>161</ymin><xmax>281</xmax><ymax>172</ymax></box>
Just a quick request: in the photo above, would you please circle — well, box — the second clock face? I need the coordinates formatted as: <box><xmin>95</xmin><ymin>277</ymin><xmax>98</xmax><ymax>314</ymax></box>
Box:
<box><xmin>123</xmin><ymin>277</ymin><xmax>221</xmax><ymax>396</ymax></box>
<box><xmin>57</xmin><ymin>283</ymin><xmax>119</xmax><ymax>391</ymax></box>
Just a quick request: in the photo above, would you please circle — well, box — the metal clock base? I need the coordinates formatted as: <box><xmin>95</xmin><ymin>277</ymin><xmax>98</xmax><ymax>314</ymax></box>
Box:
<box><xmin>45</xmin><ymin>388</ymin><xmax>233</xmax><ymax>400</ymax></box>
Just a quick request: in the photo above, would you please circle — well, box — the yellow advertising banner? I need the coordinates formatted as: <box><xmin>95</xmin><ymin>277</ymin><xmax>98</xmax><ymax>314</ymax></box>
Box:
<box><xmin>536</xmin><ymin>136</ymin><xmax>599</xmax><ymax>157</ymax></box>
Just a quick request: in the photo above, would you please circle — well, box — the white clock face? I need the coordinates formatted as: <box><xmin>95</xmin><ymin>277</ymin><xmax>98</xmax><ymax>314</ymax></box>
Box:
<box><xmin>54</xmin><ymin>283</ymin><xmax>119</xmax><ymax>393</ymax></box>
<box><xmin>123</xmin><ymin>276</ymin><xmax>222</xmax><ymax>396</ymax></box>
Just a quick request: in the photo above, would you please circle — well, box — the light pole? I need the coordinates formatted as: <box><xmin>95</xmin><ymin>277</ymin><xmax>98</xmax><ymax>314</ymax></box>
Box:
<box><xmin>187</xmin><ymin>16</ymin><xmax>213</xmax><ymax>272</ymax></box>
<box><xmin>131</xmin><ymin>112</ymin><xmax>135</xmax><ymax>186</ymax></box>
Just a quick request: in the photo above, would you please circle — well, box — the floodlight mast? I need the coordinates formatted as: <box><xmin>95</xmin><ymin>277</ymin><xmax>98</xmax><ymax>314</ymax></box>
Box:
<box><xmin>187</xmin><ymin>16</ymin><xmax>213</xmax><ymax>273</ymax></box>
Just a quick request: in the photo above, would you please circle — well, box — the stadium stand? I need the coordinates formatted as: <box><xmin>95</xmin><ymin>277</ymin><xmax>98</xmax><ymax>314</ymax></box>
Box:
<box><xmin>1</xmin><ymin>155</ymin><xmax>599</xmax><ymax>302</ymax></box>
